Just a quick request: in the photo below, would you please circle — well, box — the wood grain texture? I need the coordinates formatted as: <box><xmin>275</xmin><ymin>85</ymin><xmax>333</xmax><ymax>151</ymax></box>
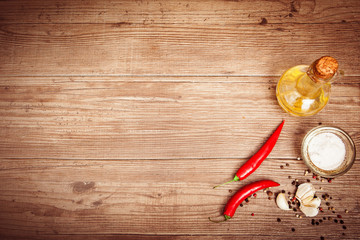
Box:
<box><xmin>0</xmin><ymin>76</ymin><xmax>359</xmax><ymax>160</ymax></box>
<box><xmin>0</xmin><ymin>0</ymin><xmax>359</xmax><ymax>24</ymax></box>
<box><xmin>0</xmin><ymin>158</ymin><xmax>359</xmax><ymax>239</ymax></box>
<box><xmin>0</xmin><ymin>1</ymin><xmax>359</xmax><ymax>76</ymax></box>
<box><xmin>0</xmin><ymin>0</ymin><xmax>360</xmax><ymax>239</ymax></box>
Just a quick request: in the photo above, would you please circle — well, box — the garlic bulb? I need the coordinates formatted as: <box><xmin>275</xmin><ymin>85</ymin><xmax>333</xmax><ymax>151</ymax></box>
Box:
<box><xmin>295</xmin><ymin>183</ymin><xmax>321</xmax><ymax>217</ymax></box>
<box><xmin>276</xmin><ymin>193</ymin><xmax>291</xmax><ymax>211</ymax></box>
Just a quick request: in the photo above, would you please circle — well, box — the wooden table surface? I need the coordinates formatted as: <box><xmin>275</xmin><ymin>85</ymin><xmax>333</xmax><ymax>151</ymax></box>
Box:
<box><xmin>1</xmin><ymin>1</ymin><xmax>359</xmax><ymax>239</ymax></box>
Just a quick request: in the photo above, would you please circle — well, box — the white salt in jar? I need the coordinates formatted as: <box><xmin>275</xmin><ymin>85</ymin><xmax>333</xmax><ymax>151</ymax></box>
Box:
<box><xmin>301</xmin><ymin>126</ymin><xmax>356</xmax><ymax>177</ymax></box>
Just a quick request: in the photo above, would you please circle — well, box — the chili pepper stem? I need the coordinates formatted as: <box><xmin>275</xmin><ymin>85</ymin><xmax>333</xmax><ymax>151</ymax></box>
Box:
<box><xmin>208</xmin><ymin>215</ymin><xmax>231</xmax><ymax>223</ymax></box>
<box><xmin>213</xmin><ymin>175</ymin><xmax>240</xmax><ymax>189</ymax></box>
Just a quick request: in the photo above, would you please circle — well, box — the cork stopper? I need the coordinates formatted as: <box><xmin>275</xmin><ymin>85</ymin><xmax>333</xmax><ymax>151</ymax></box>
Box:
<box><xmin>313</xmin><ymin>56</ymin><xmax>338</xmax><ymax>80</ymax></box>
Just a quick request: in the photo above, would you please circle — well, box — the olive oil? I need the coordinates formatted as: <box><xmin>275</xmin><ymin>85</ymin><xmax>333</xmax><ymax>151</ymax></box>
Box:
<box><xmin>276</xmin><ymin>57</ymin><xmax>339</xmax><ymax>117</ymax></box>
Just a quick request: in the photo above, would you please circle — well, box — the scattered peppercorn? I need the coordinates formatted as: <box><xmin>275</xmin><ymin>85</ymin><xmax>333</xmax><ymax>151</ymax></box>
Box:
<box><xmin>307</xmin><ymin>179</ymin><xmax>310</xmax><ymax>183</ymax></box>
<box><xmin>292</xmin><ymin>181</ymin><xmax>296</xmax><ymax>185</ymax></box>
<box><xmin>334</xmin><ymin>219</ymin><xmax>338</xmax><ymax>223</ymax></box>
<box><xmin>342</xmin><ymin>225</ymin><xmax>347</xmax><ymax>230</ymax></box>
<box><xmin>316</xmin><ymin>177</ymin><xmax>319</xmax><ymax>181</ymax></box>
<box><xmin>288</xmin><ymin>192</ymin><xmax>291</xmax><ymax>195</ymax></box>
<box><xmin>340</xmin><ymin>220</ymin><xmax>344</xmax><ymax>224</ymax></box>
<box><xmin>316</xmin><ymin>222</ymin><xmax>319</xmax><ymax>225</ymax></box>
<box><xmin>267</xmin><ymin>191</ymin><xmax>273</xmax><ymax>197</ymax></box>
<box><xmin>240</xmin><ymin>203</ymin><xmax>243</xmax><ymax>207</ymax></box>
<box><xmin>320</xmin><ymin>237</ymin><xmax>325</xmax><ymax>240</ymax></box>
<box><xmin>293</xmin><ymin>208</ymin><xmax>297</xmax><ymax>212</ymax></box>
<box><xmin>280</xmin><ymin>165</ymin><xmax>284</xmax><ymax>169</ymax></box>
<box><xmin>323</xmin><ymin>217</ymin><xmax>326</xmax><ymax>220</ymax></box>
<box><xmin>245</xmin><ymin>198</ymin><xmax>249</xmax><ymax>203</ymax></box>
<box><xmin>319</xmin><ymin>219</ymin><xmax>323</xmax><ymax>223</ymax></box>
<box><xmin>328</xmin><ymin>217</ymin><xmax>332</xmax><ymax>221</ymax></box>
<box><xmin>268</xmin><ymin>197</ymin><xmax>272</xmax><ymax>200</ymax></box>
<box><xmin>326</xmin><ymin>202</ymin><xmax>330</xmax><ymax>206</ymax></box>
<box><xmin>277</xmin><ymin>218</ymin><xmax>281</xmax><ymax>222</ymax></box>
<box><xmin>281</xmin><ymin>190</ymin><xmax>285</xmax><ymax>194</ymax></box>
<box><xmin>286</xmin><ymin>163</ymin><xmax>289</xmax><ymax>167</ymax></box>
<box><xmin>332</xmin><ymin>211</ymin><xmax>336</xmax><ymax>214</ymax></box>
<box><xmin>291</xmin><ymin>228</ymin><xmax>295</xmax><ymax>232</ymax></box>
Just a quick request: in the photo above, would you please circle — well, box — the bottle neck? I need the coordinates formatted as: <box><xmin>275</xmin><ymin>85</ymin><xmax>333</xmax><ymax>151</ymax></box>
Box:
<box><xmin>295</xmin><ymin>65</ymin><xmax>331</xmax><ymax>98</ymax></box>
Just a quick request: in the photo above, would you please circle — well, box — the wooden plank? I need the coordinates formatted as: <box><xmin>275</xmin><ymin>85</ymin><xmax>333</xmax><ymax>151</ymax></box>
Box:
<box><xmin>0</xmin><ymin>0</ymin><xmax>359</xmax><ymax>24</ymax></box>
<box><xmin>0</xmin><ymin>22</ymin><xmax>359</xmax><ymax>76</ymax></box>
<box><xmin>0</xmin><ymin>158</ymin><xmax>359</xmax><ymax>239</ymax></box>
<box><xmin>0</xmin><ymin>77</ymin><xmax>359</xmax><ymax>160</ymax></box>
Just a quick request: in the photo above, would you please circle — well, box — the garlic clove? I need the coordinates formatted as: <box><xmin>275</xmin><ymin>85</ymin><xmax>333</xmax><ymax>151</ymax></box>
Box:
<box><xmin>304</xmin><ymin>197</ymin><xmax>321</xmax><ymax>208</ymax></box>
<box><xmin>276</xmin><ymin>193</ymin><xmax>291</xmax><ymax>211</ymax></box>
<box><xmin>300</xmin><ymin>204</ymin><xmax>319</xmax><ymax>217</ymax></box>
<box><xmin>301</xmin><ymin>195</ymin><xmax>314</xmax><ymax>205</ymax></box>
<box><xmin>295</xmin><ymin>183</ymin><xmax>316</xmax><ymax>201</ymax></box>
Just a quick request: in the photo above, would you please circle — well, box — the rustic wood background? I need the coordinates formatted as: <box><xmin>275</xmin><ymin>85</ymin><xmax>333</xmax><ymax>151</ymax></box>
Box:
<box><xmin>0</xmin><ymin>0</ymin><xmax>359</xmax><ymax>239</ymax></box>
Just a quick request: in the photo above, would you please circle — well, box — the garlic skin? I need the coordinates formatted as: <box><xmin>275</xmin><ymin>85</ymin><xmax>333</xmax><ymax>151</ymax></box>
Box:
<box><xmin>300</xmin><ymin>204</ymin><xmax>319</xmax><ymax>217</ymax></box>
<box><xmin>295</xmin><ymin>183</ymin><xmax>321</xmax><ymax>217</ymax></box>
<box><xmin>295</xmin><ymin>183</ymin><xmax>315</xmax><ymax>201</ymax></box>
<box><xmin>305</xmin><ymin>197</ymin><xmax>321</xmax><ymax>208</ymax></box>
<box><xmin>276</xmin><ymin>193</ymin><xmax>291</xmax><ymax>211</ymax></box>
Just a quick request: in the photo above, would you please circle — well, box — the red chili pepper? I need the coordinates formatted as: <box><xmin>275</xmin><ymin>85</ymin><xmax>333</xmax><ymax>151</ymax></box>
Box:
<box><xmin>209</xmin><ymin>180</ymin><xmax>280</xmax><ymax>222</ymax></box>
<box><xmin>214</xmin><ymin>120</ymin><xmax>284</xmax><ymax>189</ymax></box>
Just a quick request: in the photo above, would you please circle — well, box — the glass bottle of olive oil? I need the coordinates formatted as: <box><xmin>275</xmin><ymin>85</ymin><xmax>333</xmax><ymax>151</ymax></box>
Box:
<box><xmin>276</xmin><ymin>56</ymin><xmax>340</xmax><ymax>117</ymax></box>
